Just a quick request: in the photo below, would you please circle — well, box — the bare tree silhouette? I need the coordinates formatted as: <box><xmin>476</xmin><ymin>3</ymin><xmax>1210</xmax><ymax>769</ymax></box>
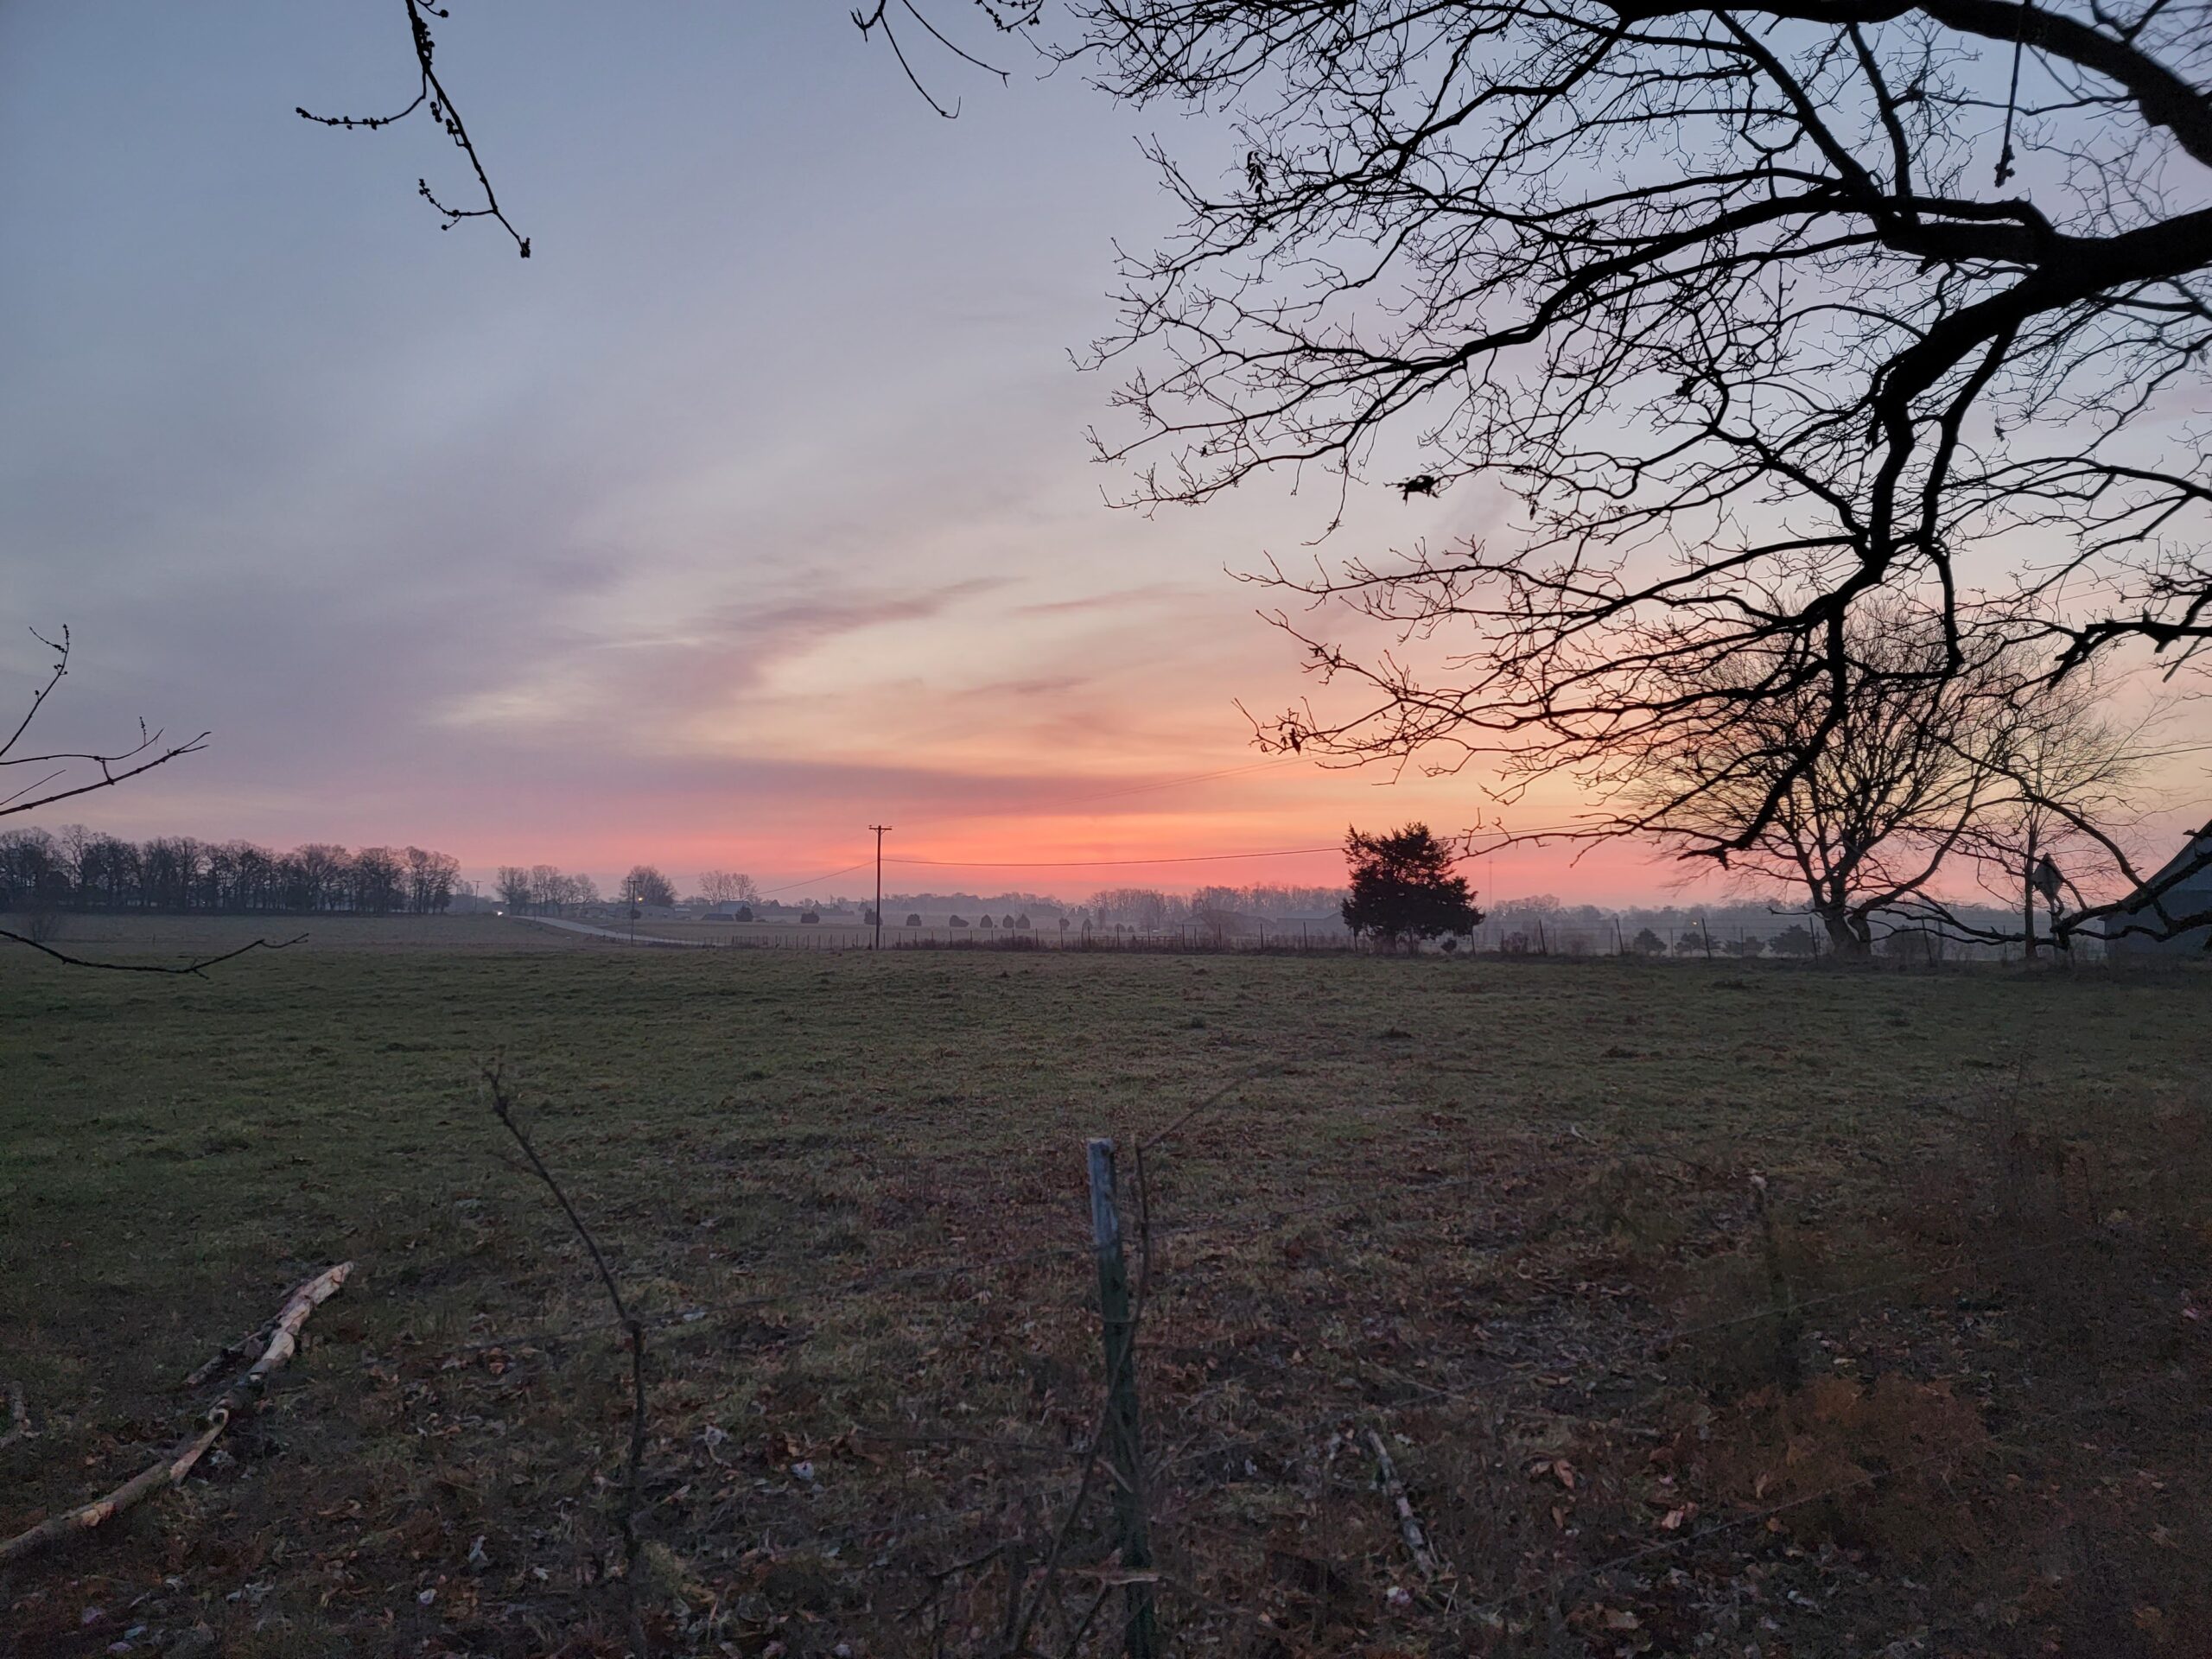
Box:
<box><xmin>1051</xmin><ymin>0</ymin><xmax>2211</xmax><ymax>858</ymax></box>
<box><xmin>1605</xmin><ymin>610</ymin><xmax>2000</xmax><ymax>955</ymax></box>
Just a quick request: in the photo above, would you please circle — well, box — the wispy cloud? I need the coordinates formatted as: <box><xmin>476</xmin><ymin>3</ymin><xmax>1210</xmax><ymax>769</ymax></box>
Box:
<box><xmin>1008</xmin><ymin>582</ymin><xmax>1200</xmax><ymax>619</ymax></box>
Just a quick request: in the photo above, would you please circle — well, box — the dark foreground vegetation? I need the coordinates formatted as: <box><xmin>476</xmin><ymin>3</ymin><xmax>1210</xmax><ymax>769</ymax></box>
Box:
<box><xmin>2</xmin><ymin>934</ymin><xmax>2207</xmax><ymax>1656</ymax></box>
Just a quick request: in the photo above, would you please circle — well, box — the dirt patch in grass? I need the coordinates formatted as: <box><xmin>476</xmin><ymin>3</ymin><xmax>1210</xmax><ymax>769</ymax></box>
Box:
<box><xmin>1</xmin><ymin>944</ymin><xmax>2207</xmax><ymax>1655</ymax></box>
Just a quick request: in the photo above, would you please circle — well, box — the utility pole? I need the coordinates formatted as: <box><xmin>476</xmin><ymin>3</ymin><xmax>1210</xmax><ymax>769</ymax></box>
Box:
<box><xmin>868</xmin><ymin>824</ymin><xmax>891</xmax><ymax>950</ymax></box>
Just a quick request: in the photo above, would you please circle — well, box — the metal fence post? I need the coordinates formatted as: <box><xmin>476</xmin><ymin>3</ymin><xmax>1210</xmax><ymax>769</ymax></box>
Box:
<box><xmin>1087</xmin><ymin>1138</ymin><xmax>1159</xmax><ymax>1658</ymax></box>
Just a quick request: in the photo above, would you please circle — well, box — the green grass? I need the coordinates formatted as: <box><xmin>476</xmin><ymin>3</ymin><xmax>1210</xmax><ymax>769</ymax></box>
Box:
<box><xmin>2</xmin><ymin>936</ymin><xmax>2207</xmax><ymax>1656</ymax></box>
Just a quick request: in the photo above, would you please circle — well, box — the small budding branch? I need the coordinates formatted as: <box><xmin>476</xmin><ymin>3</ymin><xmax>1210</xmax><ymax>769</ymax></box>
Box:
<box><xmin>481</xmin><ymin>1062</ymin><xmax>648</xmax><ymax>1603</ymax></box>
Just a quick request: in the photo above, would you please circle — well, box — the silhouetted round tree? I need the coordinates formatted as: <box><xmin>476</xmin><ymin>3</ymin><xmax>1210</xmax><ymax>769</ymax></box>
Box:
<box><xmin>624</xmin><ymin>865</ymin><xmax>677</xmax><ymax>908</ymax></box>
<box><xmin>1340</xmin><ymin>823</ymin><xmax>1482</xmax><ymax>953</ymax></box>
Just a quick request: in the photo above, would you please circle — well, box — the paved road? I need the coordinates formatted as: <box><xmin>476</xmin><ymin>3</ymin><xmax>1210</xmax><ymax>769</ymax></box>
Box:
<box><xmin>512</xmin><ymin>914</ymin><xmax>715</xmax><ymax>948</ymax></box>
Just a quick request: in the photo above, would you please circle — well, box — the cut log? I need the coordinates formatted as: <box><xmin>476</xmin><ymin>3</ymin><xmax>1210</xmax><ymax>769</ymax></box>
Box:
<box><xmin>0</xmin><ymin>1263</ymin><xmax>352</xmax><ymax>1568</ymax></box>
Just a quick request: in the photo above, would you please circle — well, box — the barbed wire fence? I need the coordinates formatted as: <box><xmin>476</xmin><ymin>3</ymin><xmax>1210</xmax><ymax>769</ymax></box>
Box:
<box><xmin>441</xmin><ymin>1066</ymin><xmax>2209</xmax><ymax>1656</ymax></box>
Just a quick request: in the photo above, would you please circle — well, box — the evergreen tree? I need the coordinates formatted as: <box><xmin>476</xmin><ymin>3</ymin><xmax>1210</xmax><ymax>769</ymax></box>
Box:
<box><xmin>1340</xmin><ymin>823</ymin><xmax>1482</xmax><ymax>951</ymax></box>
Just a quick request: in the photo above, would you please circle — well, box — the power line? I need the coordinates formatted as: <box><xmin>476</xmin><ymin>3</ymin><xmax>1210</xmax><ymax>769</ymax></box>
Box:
<box><xmin>748</xmin><ymin>837</ymin><xmax>1337</xmax><ymax>897</ymax></box>
<box><xmin>887</xmin><ymin>846</ymin><xmax>1340</xmax><ymax>870</ymax></box>
<box><xmin>754</xmin><ymin>860</ymin><xmax>874</xmax><ymax>898</ymax></box>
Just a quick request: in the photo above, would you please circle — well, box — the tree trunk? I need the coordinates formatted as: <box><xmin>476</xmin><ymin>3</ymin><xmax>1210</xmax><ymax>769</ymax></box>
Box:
<box><xmin>2021</xmin><ymin>824</ymin><xmax>2041</xmax><ymax>962</ymax></box>
<box><xmin>1817</xmin><ymin>906</ymin><xmax>1867</xmax><ymax>957</ymax></box>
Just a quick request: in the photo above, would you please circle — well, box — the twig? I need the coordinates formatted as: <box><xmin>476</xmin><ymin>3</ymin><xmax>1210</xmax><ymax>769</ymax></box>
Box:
<box><xmin>297</xmin><ymin>0</ymin><xmax>529</xmax><ymax>255</ymax></box>
<box><xmin>1138</xmin><ymin>1065</ymin><xmax>1277</xmax><ymax>1153</ymax></box>
<box><xmin>1</xmin><ymin>625</ymin><xmax>210</xmax><ymax>822</ymax></box>
<box><xmin>1058</xmin><ymin>1582</ymin><xmax>1114</xmax><ymax>1657</ymax></box>
<box><xmin>1001</xmin><ymin>1395</ymin><xmax>1114</xmax><ymax>1656</ymax></box>
<box><xmin>0</xmin><ymin>1264</ymin><xmax>351</xmax><ymax>1566</ymax></box>
<box><xmin>482</xmin><ymin>1061</ymin><xmax>648</xmax><ymax>1648</ymax></box>
<box><xmin>899</xmin><ymin>1540</ymin><xmax>1014</xmax><ymax>1623</ymax></box>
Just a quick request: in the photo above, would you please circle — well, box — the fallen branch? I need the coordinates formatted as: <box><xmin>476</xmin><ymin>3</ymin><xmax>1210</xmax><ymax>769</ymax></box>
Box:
<box><xmin>0</xmin><ymin>1263</ymin><xmax>352</xmax><ymax>1567</ymax></box>
<box><xmin>0</xmin><ymin>929</ymin><xmax>306</xmax><ymax>977</ymax></box>
<box><xmin>181</xmin><ymin>1322</ymin><xmax>276</xmax><ymax>1390</ymax></box>
<box><xmin>1367</xmin><ymin>1427</ymin><xmax>1448</xmax><ymax>1580</ymax></box>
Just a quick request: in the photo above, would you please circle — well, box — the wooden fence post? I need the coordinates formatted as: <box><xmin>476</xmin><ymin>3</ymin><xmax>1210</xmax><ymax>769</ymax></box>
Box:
<box><xmin>1087</xmin><ymin>1138</ymin><xmax>1160</xmax><ymax>1659</ymax></box>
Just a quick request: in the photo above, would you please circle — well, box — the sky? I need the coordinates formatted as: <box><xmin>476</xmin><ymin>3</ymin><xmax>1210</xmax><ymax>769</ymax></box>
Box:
<box><xmin>2</xmin><ymin>3</ymin><xmax>2202</xmax><ymax>906</ymax></box>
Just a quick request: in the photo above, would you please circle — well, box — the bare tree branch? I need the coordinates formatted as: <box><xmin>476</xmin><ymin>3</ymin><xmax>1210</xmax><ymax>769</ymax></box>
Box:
<box><xmin>0</xmin><ymin>929</ymin><xmax>306</xmax><ymax>976</ymax></box>
<box><xmin>297</xmin><ymin>0</ymin><xmax>529</xmax><ymax>256</ymax></box>
<box><xmin>1065</xmin><ymin>0</ymin><xmax>2209</xmax><ymax>850</ymax></box>
<box><xmin>1</xmin><ymin>626</ymin><xmax>207</xmax><ymax>823</ymax></box>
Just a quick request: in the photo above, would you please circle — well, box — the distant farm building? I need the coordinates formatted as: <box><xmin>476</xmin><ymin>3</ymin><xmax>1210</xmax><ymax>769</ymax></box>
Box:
<box><xmin>2101</xmin><ymin>832</ymin><xmax>2212</xmax><ymax>957</ymax></box>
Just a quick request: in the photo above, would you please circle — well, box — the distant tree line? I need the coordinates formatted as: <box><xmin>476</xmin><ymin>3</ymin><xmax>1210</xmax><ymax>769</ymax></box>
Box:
<box><xmin>0</xmin><ymin>825</ymin><xmax>461</xmax><ymax>915</ymax></box>
<box><xmin>1086</xmin><ymin>884</ymin><xmax>1351</xmax><ymax>930</ymax></box>
<box><xmin>494</xmin><ymin>865</ymin><xmax>601</xmax><ymax>915</ymax></box>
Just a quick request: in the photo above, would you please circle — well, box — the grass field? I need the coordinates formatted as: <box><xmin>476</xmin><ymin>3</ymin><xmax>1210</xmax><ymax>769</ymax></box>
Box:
<box><xmin>2</xmin><ymin>926</ymin><xmax>2208</xmax><ymax>1656</ymax></box>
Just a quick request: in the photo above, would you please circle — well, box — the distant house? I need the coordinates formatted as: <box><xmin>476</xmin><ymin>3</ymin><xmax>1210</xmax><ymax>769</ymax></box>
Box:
<box><xmin>2101</xmin><ymin>831</ymin><xmax>2212</xmax><ymax>957</ymax></box>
